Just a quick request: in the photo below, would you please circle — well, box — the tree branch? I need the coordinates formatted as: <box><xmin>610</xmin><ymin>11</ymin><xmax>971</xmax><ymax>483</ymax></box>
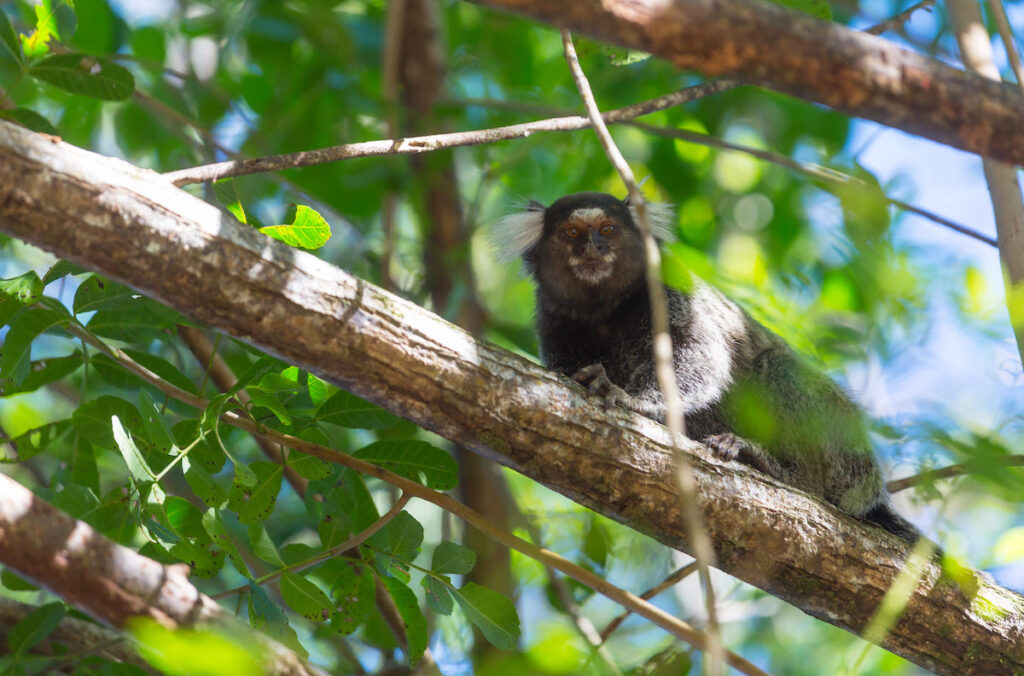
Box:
<box><xmin>464</xmin><ymin>0</ymin><xmax>1024</xmax><ymax>166</ymax></box>
<box><xmin>161</xmin><ymin>81</ymin><xmax>736</xmax><ymax>185</ymax></box>
<box><xmin>0</xmin><ymin>474</ymin><xmax>325</xmax><ymax>676</ymax></box>
<box><xmin>1</xmin><ymin>120</ymin><xmax>1023</xmax><ymax>675</ymax></box>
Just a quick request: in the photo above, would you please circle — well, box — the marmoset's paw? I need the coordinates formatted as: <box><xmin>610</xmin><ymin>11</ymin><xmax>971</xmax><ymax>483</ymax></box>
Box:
<box><xmin>702</xmin><ymin>433</ymin><xmax>752</xmax><ymax>462</ymax></box>
<box><xmin>572</xmin><ymin>364</ymin><xmax>632</xmax><ymax>409</ymax></box>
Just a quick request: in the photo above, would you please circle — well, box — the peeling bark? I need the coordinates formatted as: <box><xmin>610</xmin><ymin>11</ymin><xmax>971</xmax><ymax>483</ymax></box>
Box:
<box><xmin>1</xmin><ymin>122</ymin><xmax>1023</xmax><ymax>674</ymax></box>
<box><xmin>464</xmin><ymin>0</ymin><xmax>1024</xmax><ymax>166</ymax></box>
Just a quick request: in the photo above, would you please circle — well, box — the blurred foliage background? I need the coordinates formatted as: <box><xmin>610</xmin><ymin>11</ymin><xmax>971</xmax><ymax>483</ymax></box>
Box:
<box><xmin>0</xmin><ymin>0</ymin><xmax>1023</xmax><ymax>674</ymax></box>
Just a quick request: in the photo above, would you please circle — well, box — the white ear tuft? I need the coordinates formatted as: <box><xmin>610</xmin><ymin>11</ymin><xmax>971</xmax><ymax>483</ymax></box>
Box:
<box><xmin>628</xmin><ymin>200</ymin><xmax>677</xmax><ymax>242</ymax></box>
<box><xmin>490</xmin><ymin>202</ymin><xmax>545</xmax><ymax>260</ymax></box>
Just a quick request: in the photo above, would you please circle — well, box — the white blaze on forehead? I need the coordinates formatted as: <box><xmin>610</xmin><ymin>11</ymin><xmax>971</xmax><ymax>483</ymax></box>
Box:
<box><xmin>568</xmin><ymin>207</ymin><xmax>609</xmax><ymax>225</ymax></box>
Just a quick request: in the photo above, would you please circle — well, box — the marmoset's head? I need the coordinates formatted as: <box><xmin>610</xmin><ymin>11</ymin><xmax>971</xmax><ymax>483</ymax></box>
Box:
<box><xmin>495</xmin><ymin>192</ymin><xmax>676</xmax><ymax>305</ymax></box>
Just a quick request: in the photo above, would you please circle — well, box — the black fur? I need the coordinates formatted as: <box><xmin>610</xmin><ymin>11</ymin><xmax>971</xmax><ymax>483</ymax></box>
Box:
<box><xmin>517</xmin><ymin>192</ymin><xmax>920</xmax><ymax>543</ymax></box>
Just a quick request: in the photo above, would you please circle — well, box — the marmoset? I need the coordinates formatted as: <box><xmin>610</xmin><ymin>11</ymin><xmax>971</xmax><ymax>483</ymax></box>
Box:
<box><xmin>496</xmin><ymin>191</ymin><xmax>919</xmax><ymax>541</ymax></box>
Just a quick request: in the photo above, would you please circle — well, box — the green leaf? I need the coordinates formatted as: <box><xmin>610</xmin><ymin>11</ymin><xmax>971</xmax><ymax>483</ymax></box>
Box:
<box><xmin>354</xmin><ymin>440</ymin><xmax>458</xmax><ymax>490</ymax></box>
<box><xmin>382</xmin><ymin>577</ymin><xmax>427</xmax><ymax>666</ymax></box>
<box><xmin>316</xmin><ymin>389</ymin><xmax>399</xmax><ymax>429</ymax></box>
<box><xmin>112</xmin><ymin>415</ymin><xmax>157</xmax><ymax>482</ymax></box>
<box><xmin>127</xmin><ymin>349</ymin><xmax>198</xmax><ymax>395</ymax></box>
<box><xmin>423</xmin><ymin>576</ymin><xmax>453</xmax><ymax>615</ymax></box>
<box><xmin>73</xmin><ymin>275</ymin><xmax>135</xmax><ymax>314</ymax></box>
<box><xmin>86</xmin><ymin>300</ymin><xmax>171</xmax><ymax>343</ymax></box>
<box><xmin>72</xmin><ymin>396</ymin><xmax>142</xmax><ymax>450</ymax></box>
<box><xmin>0</xmin><ymin>306</ymin><xmax>67</xmax><ymax>392</ymax></box>
<box><xmin>451</xmin><ymin>582</ymin><xmax>520</xmax><ymax>651</ymax></box>
<box><xmin>259</xmin><ymin>205</ymin><xmax>331</xmax><ymax>250</ymax></box>
<box><xmin>247</xmin><ymin>389</ymin><xmax>292</xmax><ymax>426</ymax></box>
<box><xmin>0</xmin><ymin>108</ymin><xmax>58</xmax><ymax>135</ymax></box>
<box><xmin>213</xmin><ymin>179</ymin><xmax>247</xmax><ymax>223</ymax></box>
<box><xmin>8</xmin><ymin>602</ymin><xmax>65</xmax><ymax>654</ymax></box>
<box><xmin>769</xmin><ymin>0</ymin><xmax>832</xmax><ymax>20</ymax></box>
<box><xmin>41</xmin><ymin>261</ymin><xmax>85</xmax><ymax>286</ymax></box>
<box><xmin>183</xmin><ymin>456</ymin><xmax>227</xmax><ymax>508</ymax></box>
<box><xmin>431</xmin><ymin>542</ymin><xmax>476</xmax><ymax>575</ymax></box>
<box><xmin>0</xmin><ymin>9</ymin><xmax>24</xmax><ymax>66</ymax></box>
<box><xmin>5</xmin><ymin>420</ymin><xmax>73</xmax><ymax>463</ymax></box>
<box><xmin>247</xmin><ymin>524</ymin><xmax>284</xmax><ymax>567</ymax></box>
<box><xmin>328</xmin><ymin>559</ymin><xmax>374</xmax><ymax>634</ymax></box>
<box><xmin>202</xmin><ymin>508</ymin><xmax>249</xmax><ymax>577</ymax></box>
<box><xmin>137</xmin><ymin>391</ymin><xmax>175</xmax><ymax>457</ymax></box>
<box><xmin>317</xmin><ymin>511</ymin><xmax>352</xmax><ymax>549</ymax></box>
<box><xmin>280</xmin><ymin>572</ymin><xmax>332</xmax><ymax>622</ymax></box>
<box><xmin>306</xmin><ymin>469</ymin><xmax>379</xmax><ymax>531</ymax></box>
<box><xmin>29</xmin><ymin>53</ymin><xmax>134</xmax><ymax>100</ymax></box>
<box><xmin>228</xmin><ymin>462</ymin><xmax>283</xmax><ymax>524</ymax></box>
<box><xmin>366</xmin><ymin>511</ymin><xmax>423</xmax><ymax>560</ymax></box>
<box><xmin>0</xmin><ymin>272</ymin><xmax>44</xmax><ymax>325</ymax></box>
<box><xmin>1</xmin><ymin>570</ymin><xmax>38</xmax><ymax>592</ymax></box>
<box><xmin>248</xmin><ymin>584</ymin><xmax>306</xmax><ymax>657</ymax></box>
<box><xmin>1</xmin><ymin>352</ymin><xmax>83</xmax><ymax>397</ymax></box>
<box><xmin>21</xmin><ymin>0</ymin><xmax>59</xmax><ymax>58</ymax></box>
<box><xmin>288</xmin><ymin>450</ymin><xmax>332</xmax><ymax>481</ymax></box>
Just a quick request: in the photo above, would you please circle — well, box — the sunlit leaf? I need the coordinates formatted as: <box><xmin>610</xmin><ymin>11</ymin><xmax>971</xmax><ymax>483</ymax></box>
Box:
<box><xmin>259</xmin><ymin>205</ymin><xmax>331</xmax><ymax>249</ymax></box>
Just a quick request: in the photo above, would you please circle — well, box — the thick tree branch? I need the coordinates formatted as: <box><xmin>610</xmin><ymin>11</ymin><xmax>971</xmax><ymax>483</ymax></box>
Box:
<box><xmin>465</xmin><ymin>0</ymin><xmax>1024</xmax><ymax>166</ymax></box>
<box><xmin>1</xmin><ymin>121</ymin><xmax>1023</xmax><ymax>675</ymax></box>
<box><xmin>0</xmin><ymin>474</ymin><xmax>324</xmax><ymax>676</ymax></box>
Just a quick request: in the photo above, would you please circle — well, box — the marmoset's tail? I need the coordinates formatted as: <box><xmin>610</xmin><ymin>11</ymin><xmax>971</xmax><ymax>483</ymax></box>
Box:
<box><xmin>864</xmin><ymin>503</ymin><xmax>925</xmax><ymax>544</ymax></box>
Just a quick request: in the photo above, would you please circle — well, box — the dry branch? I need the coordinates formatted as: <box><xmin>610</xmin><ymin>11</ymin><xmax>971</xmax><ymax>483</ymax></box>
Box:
<box><xmin>1</xmin><ymin>121</ymin><xmax>1024</xmax><ymax>674</ymax></box>
<box><xmin>465</xmin><ymin>0</ymin><xmax>1024</xmax><ymax>166</ymax></box>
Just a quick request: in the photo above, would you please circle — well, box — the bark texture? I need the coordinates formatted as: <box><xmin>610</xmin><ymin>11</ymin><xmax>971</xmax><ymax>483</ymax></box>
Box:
<box><xmin>0</xmin><ymin>473</ymin><xmax>324</xmax><ymax>676</ymax></box>
<box><xmin>465</xmin><ymin>0</ymin><xmax>1024</xmax><ymax>166</ymax></box>
<box><xmin>1</xmin><ymin>122</ymin><xmax>1023</xmax><ymax>674</ymax></box>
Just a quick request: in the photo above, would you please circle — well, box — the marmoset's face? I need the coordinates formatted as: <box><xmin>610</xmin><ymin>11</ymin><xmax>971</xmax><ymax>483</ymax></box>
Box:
<box><xmin>533</xmin><ymin>192</ymin><xmax>646</xmax><ymax>303</ymax></box>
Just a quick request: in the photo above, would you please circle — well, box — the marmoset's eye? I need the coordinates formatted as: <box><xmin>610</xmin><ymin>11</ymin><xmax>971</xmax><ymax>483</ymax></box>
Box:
<box><xmin>599</xmin><ymin>224</ymin><xmax>616</xmax><ymax>237</ymax></box>
<box><xmin>562</xmin><ymin>226</ymin><xmax>581</xmax><ymax>239</ymax></box>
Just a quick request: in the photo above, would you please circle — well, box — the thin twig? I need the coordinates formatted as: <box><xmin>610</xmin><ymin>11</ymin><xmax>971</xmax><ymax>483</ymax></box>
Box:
<box><xmin>864</xmin><ymin>0</ymin><xmax>937</xmax><ymax>35</ymax></box>
<box><xmin>985</xmin><ymin>0</ymin><xmax>1024</xmax><ymax>93</ymax></box>
<box><xmin>162</xmin><ymin>81</ymin><xmax>737</xmax><ymax>186</ymax></box>
<box><xmin>600</xmin><ymin>562</ymin><xmax>699</xmax><ymax>642</ymax></box>
<box><xmin>212</xmin><ymin>492</ymin><xmax>411</xmax><ymax>600</ymax></box>
<box><xmin>886</xmin><ymin>455</ymin><xmax>1024</xmax><ymax>493</ymax></box>
<box><xmin>561</xmin><ymin>30</ymin><xmax>724</xmax><ymax>676</ymax></box>
<box><xmin>520</xmin><ymin>514</ymin><xmax>623</xmax><ymax>675</ymax></box>
<box><xmin>65</xmin><ymin>319</ymin><xmax>771</xmax><ymax>676</ymax></box>
<box><xmin>450</xmin><ymin>96</ymin><xmax>993</xmax><ymax>247</ymax></box>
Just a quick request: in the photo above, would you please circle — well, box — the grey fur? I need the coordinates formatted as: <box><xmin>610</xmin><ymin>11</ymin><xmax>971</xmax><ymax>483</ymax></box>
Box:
<box><xmin>519</xmin><ymin>192</ymin><xmax>919</xmax><ymax>542</ymax></box>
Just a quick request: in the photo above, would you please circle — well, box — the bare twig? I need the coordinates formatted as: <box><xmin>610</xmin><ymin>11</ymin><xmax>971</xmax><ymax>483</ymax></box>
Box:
<box><xmin>162</xmin><ymin>81</ymin><xmax>736</xmax><ymax>186</ymax></box>
<box><xmin>886</xmin><ymin>455</ymin><xmax>1024</xmax><ymax>493</ymax></box>
<box><xmin>561</xmin><ymin>30</ymin><xmax>724</xmax><ymax>676</ymax></box>
<box><xmin>520</xmin><ymin>515</ymin><xmax>622</xmax><ymax>675</ymax></box>
<box><xmin>451</xmin><ymin>96</ymin><xmax>994</xmax><ymax>247</ymax></box>
<box><xmin>985</xmin><ymin>0</ymin><xmax>1024</xmax><ymax>93</ymax></box>
<box><xmin>950</xmin><ymin>0</ymin><xmax>1024</xmax><ymax>365</ymax></box>
<box><xmin>600</xmin><ymin>562</ymin><xmax>699</xmax><ymax>642</ymax></box>
<box><xmin>864</xmin><ymin>0</ymin><xmax>937</xmax><ymax>35</ymax></box>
